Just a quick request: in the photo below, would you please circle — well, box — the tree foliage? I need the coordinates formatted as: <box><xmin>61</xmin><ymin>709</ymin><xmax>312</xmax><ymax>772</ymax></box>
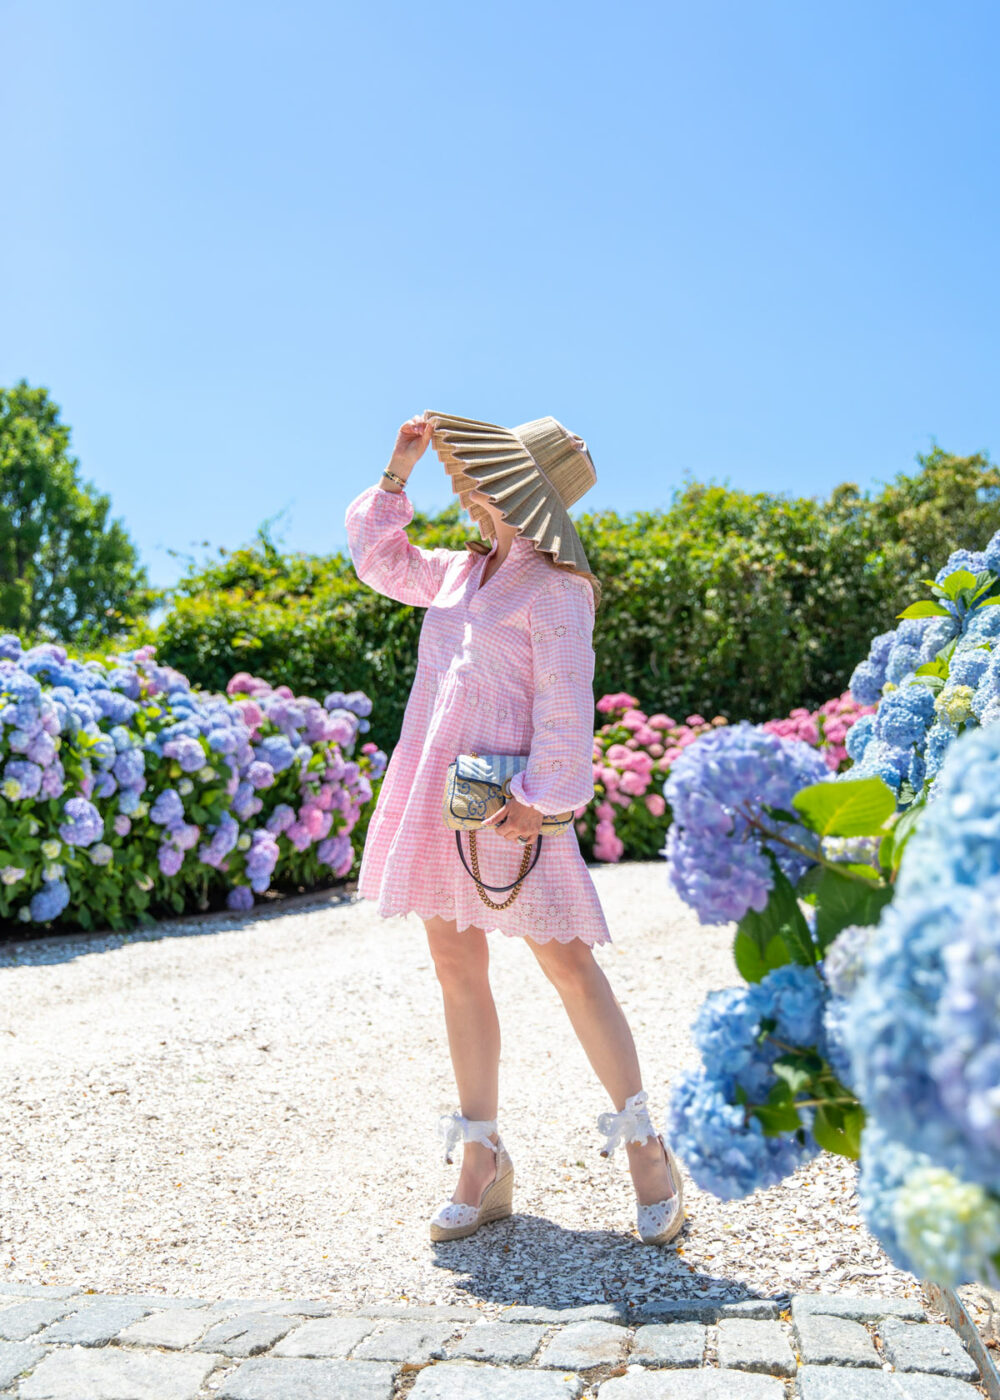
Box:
<box><xmin>0</xmin><ymin>381</ymin><xmax>153</xmax><ymax>646</ymax></box>
<box><xmin>107</xmin><ymin>446</ymin><xmax>999</xmax><ymax>751</ymax></box>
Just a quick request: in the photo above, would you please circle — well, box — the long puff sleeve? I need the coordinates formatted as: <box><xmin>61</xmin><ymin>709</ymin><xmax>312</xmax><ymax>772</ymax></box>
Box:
<box><xmin>344</xmin><ymin>484</ymin><xmax>459</xmax><ymax>607</ymax></box>
<box><xmin>507</xmin><ymin>574</ymin><xmax>598</xmax><ymax>816</ymax></box>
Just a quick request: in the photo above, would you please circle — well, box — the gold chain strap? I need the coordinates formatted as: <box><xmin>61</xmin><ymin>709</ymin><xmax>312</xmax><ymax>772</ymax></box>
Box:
<box><xmin>467</xmin><ymin>829</ymin><xmax>536</xmax><ymax>910</ymax></box>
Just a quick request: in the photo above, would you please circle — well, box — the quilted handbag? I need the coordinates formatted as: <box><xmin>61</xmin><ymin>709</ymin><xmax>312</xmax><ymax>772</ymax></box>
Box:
<box><xmin>442</xmin><ymin>751</ymin><xmax>575</xmax><ymax>911</ymax></box>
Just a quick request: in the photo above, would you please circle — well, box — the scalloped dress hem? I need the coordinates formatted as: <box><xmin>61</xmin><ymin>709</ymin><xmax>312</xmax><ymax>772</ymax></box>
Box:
<box><xmin>353</xmin><ymin>894</ymin><xmax>612</xmax><ymax>947</ymax></box>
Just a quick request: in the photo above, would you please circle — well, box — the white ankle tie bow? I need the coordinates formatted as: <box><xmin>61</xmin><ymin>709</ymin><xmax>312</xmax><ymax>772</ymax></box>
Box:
<box><xmin>437</xmin><ymin>1112</ymin><xmax>499</xmax><ymax>1164</ymax></box>
<box><xmin>596</xmin><ymin>1089</ymin><xmax>657</xmax><ymax>1158</ymax></box>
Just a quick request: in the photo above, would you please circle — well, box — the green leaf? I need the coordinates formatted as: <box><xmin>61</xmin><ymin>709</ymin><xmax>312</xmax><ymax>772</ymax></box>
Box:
<box><xmin>889</xmin><ymin>793</ymin><xmax>927</xmax><ymax>872</ymax></box>
<box><xmin>812</xmin><ymin>867</ymin><xmax>893</xmax><ymax>952</ymax></box>
<box><xmin>937</xmin><ymin>569</ymin><xmax>978</xmax><ymax>600</ymax></box>
<box><xmin>915</xmin><ymin>658</ymin><xmax>949</xmax><ymax>679</ymax></box>
<box><xmin>812</xmin><ymin>1103</ymin><xmax>865</xmax><ymax>1159</ymax></box>
<box><xmin>734</xmin><ymin>928</ymin><xmax>791</xmax><ymax>982</ymax></box>
<box><xmin>750</xmin><ymin>1081</ymin><xmax>802</xmax><ymax>1135</ymax></box>
<box><xmin>895</xmin><ymin>600</ymin><xmax>949</xmax><ymax>619</ymax></box>
<box><xmin>792</xmin><ymin>778</ymin><xmax>896</xmax><ymax>837</ymax></box>
<box><xmin>976</xmin><ymin>598</ymin><xmax>1000</xmax><ymax>608</ymax></box>
<box><xmin>772</xmin><ymin>1054</ymin><xmax>817</xmax><ymax>1094</ymax></box>
<box><xmin>769</xmin><ymin>862</ymin><xmax>818</xmax><ymax>966</ymax></box>
<box><xmin>910</xmin><ymin>674</ymin><xmax>946</xmax><ymax>693</ymax></box>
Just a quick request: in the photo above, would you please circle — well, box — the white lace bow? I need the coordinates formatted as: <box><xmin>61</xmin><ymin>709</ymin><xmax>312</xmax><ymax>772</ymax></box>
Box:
<box><xmin>596</xmin><ymin>1089</ymin><xmax>657</xmax><ymax>1158</ymax></box>
<box><xmin>437</xmin><ymin>1112</ymin><xmax>498</xmax><ymax>1164</ymax></box>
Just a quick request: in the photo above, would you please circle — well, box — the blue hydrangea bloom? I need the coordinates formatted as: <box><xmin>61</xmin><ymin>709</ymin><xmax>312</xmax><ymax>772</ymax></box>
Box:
<box><xmin>668</xmin><ymin>1067</ymin><xmax>819</xmax><ymax>1200</ymax></box>
<box><xmin>843</xmin><ymin>724</ymin><xmax>1000</xmax><ymax>1193</ymax></box>
<box><xmin>29</xmin><ymin>878</ymin><xmax>71</xmax><ymax>923</ymax></box>
<box><xmin>663</xmin><ymin>723</ymin><xmax>830</xmax><ymax>926</ymax></box>
<box><xmin>873</xmin><ymin>685</ymin><xmax>936</xmax><ymax>748</ymax></box>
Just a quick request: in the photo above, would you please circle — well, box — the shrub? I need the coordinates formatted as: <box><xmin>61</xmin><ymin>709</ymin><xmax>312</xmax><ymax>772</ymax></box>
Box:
<box><xmin>0</xmin><ymin>637</ymin><xmax>385</xmax><ymax>934</ymax></box>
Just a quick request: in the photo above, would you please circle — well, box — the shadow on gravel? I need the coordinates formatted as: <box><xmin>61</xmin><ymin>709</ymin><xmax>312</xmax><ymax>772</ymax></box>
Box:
<box><xmin>429</xmin><ymin>1211</ymin><xmax>773</xmax><ymax>1312</ymax></box>
<box><xmin>0</xmin><ymin>884</ymin><xmax>360</xmax><ymax>967</ymax></box>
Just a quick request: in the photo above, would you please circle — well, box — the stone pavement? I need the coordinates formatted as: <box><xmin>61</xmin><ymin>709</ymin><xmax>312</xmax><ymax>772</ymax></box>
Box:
<box><xmin>0</xmin><ymin>1284</ymin><xmax>989</xmax><ymax>1400</ymax></box>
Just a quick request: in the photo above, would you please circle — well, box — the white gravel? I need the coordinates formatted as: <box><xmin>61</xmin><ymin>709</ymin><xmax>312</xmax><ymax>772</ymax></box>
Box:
<box><xmin>0</xmin><ymin>863</ymin><xmax>923</xmax><ymax>1314</ymax></box>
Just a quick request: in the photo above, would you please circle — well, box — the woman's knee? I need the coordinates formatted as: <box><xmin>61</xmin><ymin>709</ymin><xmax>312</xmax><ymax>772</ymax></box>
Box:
<box><xmin>529</xmin><ymin>936</ymin><xmax>601</xmax><ymax>998</ymax></box>
<box><xmin>424</xmin><ymin>917</ymin><xmax>490</xmax><ymax>992</ymax></box>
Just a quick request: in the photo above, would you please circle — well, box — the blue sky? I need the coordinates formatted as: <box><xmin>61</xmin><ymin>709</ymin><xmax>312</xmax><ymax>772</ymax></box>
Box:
<box><xmin>3</xmin><ymin>0</ymin><xmax>997</xmax><ymax>591</ymax></box>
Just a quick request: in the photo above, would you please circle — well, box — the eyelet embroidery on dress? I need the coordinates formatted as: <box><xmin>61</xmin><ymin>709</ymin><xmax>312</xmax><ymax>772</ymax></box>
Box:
<box><xmin>544</xmin><ymin>718</ymin><xmax>556</xmax><ymax>729</ymax></box>
<box><xmin>533</xmin><ymin>629</ymin><xmax>545</xmax><ymax>642</ymax></box>
<box><xmin>554</xmin><ymin>624</ymin><xmax>566</xmax><ymax>636</ymax></box>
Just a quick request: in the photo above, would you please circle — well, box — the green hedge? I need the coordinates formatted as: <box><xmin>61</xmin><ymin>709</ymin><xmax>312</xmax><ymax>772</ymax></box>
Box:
<box><xmin>108</xmin><ymin>447</ymin><xmax>999</xmax><ymax>752</ymax></box>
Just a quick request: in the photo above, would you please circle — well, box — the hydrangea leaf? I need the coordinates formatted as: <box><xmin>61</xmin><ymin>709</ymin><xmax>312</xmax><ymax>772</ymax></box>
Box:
<box><xmin>733</xmin><ymin>927</ymin><xmax>791</xmax><ymax>982</ymax></box>
<box><xmin>812</xmin><ymin>867</ymin><xmax>892</xmax><ymax>952</ymax></box>
<box><xmin>750</xmin><ymin>1080</ymin><xmax>802</xmax><ymax>1135</ymax></box>
<box><xmin>937</xmin><ymin>569</ymin><xmax>979</xmax><ymax>601</ymax></box>
<box><xmin>792</xmin><ymin>777</ymin><xmax>896</xmax><ymax>837</ymax></box>
<box><xmin>813</xmin><ymin>1103</ymin><xmax>864</xmax><ymax>1159</ymax></box>
<box><xmin>896</xmin><ymin>601</ymin><xmax>950</xmax><ymax>619</ymax></box>
<box><xmin>739</xmin><ymin>860</ymin><xmax>817</xmax><ymax>967</ymax></box>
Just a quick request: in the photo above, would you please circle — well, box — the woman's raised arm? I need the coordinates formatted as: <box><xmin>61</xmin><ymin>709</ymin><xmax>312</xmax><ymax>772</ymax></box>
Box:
<box><xmin>344</xmin><ymin>415</ymin><xmax>460</xmax><ymax>607</ymax></box>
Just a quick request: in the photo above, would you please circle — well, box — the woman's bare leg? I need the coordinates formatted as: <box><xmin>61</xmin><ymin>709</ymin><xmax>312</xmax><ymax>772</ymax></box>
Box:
<box><xmin>525</xmin><ymin>934</ymin><xmax>675</xmax><ymax>1205</ymax></box>
<box><xmin>424</xmin><ymin>914</ymin><xmax>502</xmax><ymax>1207</ymax></box>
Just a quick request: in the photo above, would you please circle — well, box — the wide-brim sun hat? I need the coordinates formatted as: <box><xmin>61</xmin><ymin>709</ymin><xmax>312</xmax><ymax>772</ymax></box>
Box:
<box><xmin>424</xmin><ymin>410</ymin><xmax>597</xmax><ymax>577</ymax></box>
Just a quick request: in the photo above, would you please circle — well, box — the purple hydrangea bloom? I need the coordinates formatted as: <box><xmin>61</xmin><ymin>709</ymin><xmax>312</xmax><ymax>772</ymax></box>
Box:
<box><xmin>25</xmin><ymin>730</ymin><xmax>56</xmax><ymax>766</ymax></box>
<box><xmin>198</xmin><ymin>811</ymin><xmax>240</xmax><ymax>869</ymax></box>
<box><xmin>316</xmin><ymin>833</ymin><xmax>353</xmax><ymax>875</ymax></box>
<box><xmin>92</xmin><ymin>770</ymin><xmax>118</xmax><ymax>799</ymax></box>
<box><xmin>255</xmin><ymin>734</ymin><xmax>297</xmax><ymax>773</ymax></box>
<box><xmin>4</xmin><ymin>759</ymin><xmax>43</xmax><ymax>800</ymax></box>
<box><xmin>265</xmin><ymin>803</ymin><xmax>296</xmax><ymax>835</ymax></box>
<box><xmin>227</xmin><ymin>885</ymin><xmax>254</xmax><ymax>910</ymax></box>
<box><xmin>157</xmin><ymin>844</ymin><xmax>184</xmax><ymax>877</ymax></box>
<box><xmin>113</xmin><ymin>814</ymin><xmax>132</xmax><ymax>837</ymax></box>
<box><xmin>58</xmin><ymin>796</ymin><xmax>103</xmax><ymax>847</ymax></box>
<box><xmin>246</xmin><ymin>761</ymin><xmax>275</xmax><ymax>791</ymax></box>
<box><xmin>663</xmin><ymin>722</ymin><xmax>830</xmax><ymax>925</ymax></box>
<box><xmin>162</xmin><ymin>736</ymin><xmax>205</xmax><ymax>772</ymax></box>
<box><xmin>166</xmin><ymin>821</ymin><xmax>200</xmax><ymax>851</ymax></box>
<box><xmin>112</xmin><ymin>748</ymin><xmax>146</xmax><ymax>788</ymax></box>
<box><xmin>150</xmin><ymin>788</ymin><xmax>185</xmax><ymax>827</ymax></box>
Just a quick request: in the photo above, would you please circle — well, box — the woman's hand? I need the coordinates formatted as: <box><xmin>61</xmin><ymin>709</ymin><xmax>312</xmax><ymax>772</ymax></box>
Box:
<box><xmin>479</xmin><ymin>793</ymin><xmax>544</xmax><ymax>844</ymax></box>
<box><xmin>389</xmin><ymin>413</ymin><xmax>433</xmax><ymax>474</ymax></box>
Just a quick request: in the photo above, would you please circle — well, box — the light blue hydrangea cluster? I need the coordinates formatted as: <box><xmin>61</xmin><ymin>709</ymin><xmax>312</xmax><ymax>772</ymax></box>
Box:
<box><xmin>0</xmin><ymin>640</ymin><xmax>384</xmax><ymax>927</ymax></box>
<box><xmin>847</xmin><ymin>533</ymin><xmax>1000</xmax><ymax>802</ymax></box>
<box><xmin>663</xmin><ymin>722</ymin><xmax>831</xmax><ymax>925</ymax></box>
<box><xmin>842</xmin><ymin>723</ymin><xmax>1000</xmax><ymax>1284</ymax></box>
<box><xmin>667</xmin><ymin>965</ymin><xmax>828</xmax><ymax>1199</ymax></box>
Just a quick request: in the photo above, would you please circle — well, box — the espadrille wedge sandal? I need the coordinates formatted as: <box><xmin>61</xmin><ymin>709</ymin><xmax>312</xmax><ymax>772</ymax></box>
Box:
<box><xmin>597</xmin><ymin>1089</ymin><xmax>685</xmax><ymax>1246</ymax></box>
<box><xmin>429</xmin><ymin>1112</ymin><xmax>515</xmax><ymax>1242</ymax></box>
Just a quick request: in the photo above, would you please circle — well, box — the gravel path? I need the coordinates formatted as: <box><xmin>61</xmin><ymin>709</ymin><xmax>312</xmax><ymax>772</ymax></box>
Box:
<box><xmin>0</xmin><ymin>864</ymin><xmax>922</xmax><ymax>1315</ymax></box>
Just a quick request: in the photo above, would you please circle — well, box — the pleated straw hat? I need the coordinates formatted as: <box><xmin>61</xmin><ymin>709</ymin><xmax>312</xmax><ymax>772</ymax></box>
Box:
<box><xmin>424</xmin><ymin>410</ymin><xmax>597</xmax><ymax>577</ymax></box>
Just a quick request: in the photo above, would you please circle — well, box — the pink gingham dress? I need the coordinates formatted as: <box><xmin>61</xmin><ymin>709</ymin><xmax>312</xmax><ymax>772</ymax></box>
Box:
<box><xmin>344</xmin><ymin>483</ymin><xmax>612</xmax><ymax>946</ymax></box>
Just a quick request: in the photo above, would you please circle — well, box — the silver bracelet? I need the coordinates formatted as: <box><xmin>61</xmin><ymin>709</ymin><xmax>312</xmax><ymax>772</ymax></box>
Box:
<box><xmin>382</xmin><ymin>467</ymin><xmax>407</xmax><ymax>488</ymax></box>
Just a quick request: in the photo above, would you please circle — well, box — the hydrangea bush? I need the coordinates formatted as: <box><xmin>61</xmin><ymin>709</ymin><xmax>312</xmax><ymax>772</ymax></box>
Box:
<box><xmin>761</xmin><ymin>691</ymin><xmax>876</xmax><ymax>772</ymax></box>
<box><xmin>846</xmin><ymin>531</ymin><xmax>1000</xmax><ymax>805</ymax></box>
<box><xmin>0</xmin><ymin>638</ymin><xmax>385</xmax><ymax>932</ymax></box>
<box><xmin>575</xmin><ymin>693</ymin><xmax>728</xmax><ymax>862</ymax></box>
<box><xmin>660</xmin><ymin>527</ymin><xmax>1000</xmax><ymax>1290</ymax></box>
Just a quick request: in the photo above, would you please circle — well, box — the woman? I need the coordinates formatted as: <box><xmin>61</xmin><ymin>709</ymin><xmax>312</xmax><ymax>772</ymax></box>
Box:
<box><xmin>343</xmin><ymin>410</ymin><xmax>684</xmax><ymax>1247</ymax></box>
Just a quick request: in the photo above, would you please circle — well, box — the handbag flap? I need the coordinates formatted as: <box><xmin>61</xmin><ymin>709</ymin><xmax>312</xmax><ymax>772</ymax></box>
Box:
<box><xmin>454</xmin><ymin>753</ymin><xmax>527</xmax><ymax>786</ymax></box>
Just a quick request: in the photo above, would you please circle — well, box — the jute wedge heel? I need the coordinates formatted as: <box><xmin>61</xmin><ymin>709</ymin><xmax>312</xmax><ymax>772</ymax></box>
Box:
<box><xmin>430</xmin><ymin>1112</ymin><xmax>515</xmax><ymax>1242</ymax></box>
<box><xmin>596</xmin><ymin>1089</ymin><xmax>686</xmax><ymax>1246</ymax></box>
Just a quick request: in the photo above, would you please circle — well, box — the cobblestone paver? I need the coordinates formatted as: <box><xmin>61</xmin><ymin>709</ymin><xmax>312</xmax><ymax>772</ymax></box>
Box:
<box><xmin>0</xmin><ymin>1286</ymin><xmax>986</xmax><ymax>1398</ymax></box>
